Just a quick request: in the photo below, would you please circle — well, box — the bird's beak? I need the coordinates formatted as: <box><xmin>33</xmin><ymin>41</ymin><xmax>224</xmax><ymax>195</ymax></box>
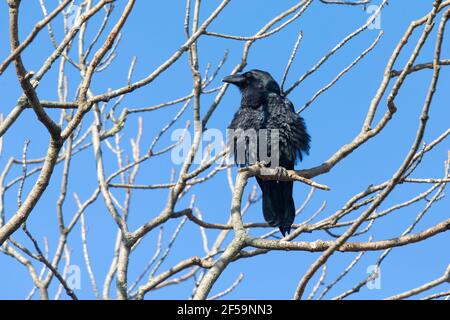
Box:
<box><xmin>222</xmin><ymin>74</ymin><xmax>245</xmax><ymax>86</ymax></box>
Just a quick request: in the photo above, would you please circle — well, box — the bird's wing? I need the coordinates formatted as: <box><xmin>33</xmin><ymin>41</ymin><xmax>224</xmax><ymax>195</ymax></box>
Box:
<box><xmin>227</xmin><ymin>106</ymin><xmax>266</xmax><ymax>166</ymax></box>
<box><xmin>267</xmin><ymin>94</ymin><xmax>310</xmax><ymax>165</ymax></box>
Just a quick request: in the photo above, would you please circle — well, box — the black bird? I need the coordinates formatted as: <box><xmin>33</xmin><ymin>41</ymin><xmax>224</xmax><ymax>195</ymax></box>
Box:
<box><xmin>224</xmin><ymin>69</ymin><xmax>310</xmax><ymax>236</ymax></box>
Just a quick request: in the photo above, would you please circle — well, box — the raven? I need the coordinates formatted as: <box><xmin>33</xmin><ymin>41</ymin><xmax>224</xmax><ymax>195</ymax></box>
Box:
<box><xmin>224</xmin><ymin>69</ymin><xmax>310</xmax><ymax>236</ymax></box>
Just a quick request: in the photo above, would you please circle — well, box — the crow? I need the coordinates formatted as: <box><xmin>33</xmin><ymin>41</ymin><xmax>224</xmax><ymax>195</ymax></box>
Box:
<box><xmin>224</xmin><ymin>69</ymin><xmax>310</xmax><ymax>236</ymax></box>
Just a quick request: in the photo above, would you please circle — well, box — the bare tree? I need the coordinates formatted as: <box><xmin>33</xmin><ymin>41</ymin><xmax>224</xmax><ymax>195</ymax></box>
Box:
<box><xmin>0</xmin><ymin>0</ymin><xmax>449</xmax><ymax>300</ymax></box>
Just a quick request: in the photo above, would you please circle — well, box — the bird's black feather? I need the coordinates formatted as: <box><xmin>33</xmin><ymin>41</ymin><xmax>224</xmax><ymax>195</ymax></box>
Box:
<box><xmin>225</xmin><ymin>69</ymin><xmax>310</xmax><ymax>236</ymax></box>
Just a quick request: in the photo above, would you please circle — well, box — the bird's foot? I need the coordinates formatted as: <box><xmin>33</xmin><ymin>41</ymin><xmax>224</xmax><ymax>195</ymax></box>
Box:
<box><xmin>255</xmin><ymin>160</ymin><xmax>269</xmax><ymax>168</ymax></box>
<box><xmin>273</xmin><ymin>166</ymin><xmax>288</xmax><ymax>182</ymax></box>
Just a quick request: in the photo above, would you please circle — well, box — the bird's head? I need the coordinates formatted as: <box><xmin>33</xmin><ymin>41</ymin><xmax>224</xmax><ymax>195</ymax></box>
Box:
<box><xmin>223</xmin><ymin>70</ymin><xmax>280</xmax><ymax>106</ymax></box>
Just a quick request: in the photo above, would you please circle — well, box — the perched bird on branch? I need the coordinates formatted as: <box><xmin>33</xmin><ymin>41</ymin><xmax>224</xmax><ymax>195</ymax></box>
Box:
<box><xmin>224</xmin><ymin>69</ymin><xmax>310</xmax><ymax>236</ymax></box>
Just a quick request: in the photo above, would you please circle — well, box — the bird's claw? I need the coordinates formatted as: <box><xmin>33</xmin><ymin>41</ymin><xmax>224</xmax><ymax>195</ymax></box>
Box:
<box><xmin>274</xmin><ymin>166</ymin><xmax>288</xmax><ymax>182</ymax></box>
<box><xmin>255</xmin><ymin>160</ymin><xmax>268</xmax><ymax>168</ymax></box>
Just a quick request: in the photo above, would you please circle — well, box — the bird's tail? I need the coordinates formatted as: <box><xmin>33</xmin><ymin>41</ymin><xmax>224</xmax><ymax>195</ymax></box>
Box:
<box><xmin>256</xmin><ymin>177</ymin><xmax>295</xmax><ymax>236</ymax></box>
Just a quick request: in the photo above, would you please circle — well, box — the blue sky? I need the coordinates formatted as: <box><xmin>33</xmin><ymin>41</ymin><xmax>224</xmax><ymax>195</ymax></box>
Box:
<box><xmin>0</xmin><ymin>0</ymin><xmax>449</xmax><ymax>299</ymax></box>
